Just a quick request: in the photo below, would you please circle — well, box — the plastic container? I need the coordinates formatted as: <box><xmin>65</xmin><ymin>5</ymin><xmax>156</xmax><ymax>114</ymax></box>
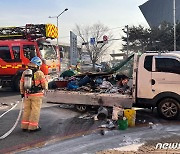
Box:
<box><xmin>124</xmin><ymin>109</ymin><xmax>136</xmax><ymax>127</ymax></box>
<box><xmin>117</xmin><ymin>118</ymin><xmax>128</xmax><ymax>130</ymax></box>
<box><xmin>97</xmin><ymin>107</ymin><xmax>108</xmax><ymax>120</ymax></box>
<box><xmin>112</xmin><ymin>106</ymin><xmax>123</xmax><ymax>121</ymax></box>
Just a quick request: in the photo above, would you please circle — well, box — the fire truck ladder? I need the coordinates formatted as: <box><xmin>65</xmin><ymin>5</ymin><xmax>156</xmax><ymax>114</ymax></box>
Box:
<box><xmin>0</xmin><ymin>24</ymin><xmax>58</xmax><ymax>40</ymax></box>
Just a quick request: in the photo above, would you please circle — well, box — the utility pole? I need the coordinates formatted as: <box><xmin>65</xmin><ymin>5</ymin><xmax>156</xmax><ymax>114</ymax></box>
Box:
<box><xmin>125</xmin><ymin>25</ymin><xmax>129</xmax><ymax>57</ymax></box>
<box><xmin>173</xmin><ymin>0</ymin><xmax>176</xmax><ymax>51</ymax></box>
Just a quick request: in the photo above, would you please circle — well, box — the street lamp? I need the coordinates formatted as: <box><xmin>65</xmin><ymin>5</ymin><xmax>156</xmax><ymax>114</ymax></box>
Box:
<box><xmin>49</xmin><ymin>8</ymin><xmax>68</xmax><ymax>46</ymax></box>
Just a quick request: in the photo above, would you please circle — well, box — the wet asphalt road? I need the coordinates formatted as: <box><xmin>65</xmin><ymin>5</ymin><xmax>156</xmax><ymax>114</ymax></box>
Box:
<box><xmin>23</xmin><ymin>124</ymin><xmax>180</xmax><ymax>154</ymax></box>
<box><xmin>0</xmin><ymin>88</ymin><xmax>103</xmax><ymax>153</ymax></box>
<box><xmin>0</xmin><ymin>87</ymin><xmax>179</xmax><ymax>153</ymax></box>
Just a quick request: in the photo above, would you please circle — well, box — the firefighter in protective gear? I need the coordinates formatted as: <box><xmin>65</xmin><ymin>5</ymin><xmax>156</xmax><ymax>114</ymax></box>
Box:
<box><xmin>20</xmin><ymin>56</ymin><xmax>48</xmax><ymax>132</ymax></box>
<box><xmin>73</xmin><ymin>60</ymin><xmax>81</xmax><ymax>74</ymax></box>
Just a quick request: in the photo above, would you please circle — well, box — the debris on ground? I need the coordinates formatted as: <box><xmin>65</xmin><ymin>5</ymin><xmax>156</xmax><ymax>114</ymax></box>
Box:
<box><xmin>96</xmin><ymin>143</ymin><xmax>144</xmax><ymax>154</ymax></box>
<box><xmin>97</xmin><ymin>135</ymin><xmax>180</xmax><ymax>154</ymax></box>
<box><xmin>78</xmin><ymin>113</ymin><xmax>95</xmax><ymax>120</ymax></box>
<box><xmin>0</xmin><ymin>103</ymin><xmax>11</xmax><ymax>110</ymax></box>
<box><xmin>99</xmin><ymin>119</ymin><xmax>116</xmax><ymax>130</ymax></box>
<box><xmin>1</xmin><ymin>103</ymin><xmax>9</xmax><ymax>106</ymax></box>
<box><xmin>148</xmin><ymin>122</ymin><xmax>154</xmax><ymax>129</ymax></box>
<box><xmin>112</xmin><ymin>105</ymin><xmax>123</xmax><ymax>121</ymax></box>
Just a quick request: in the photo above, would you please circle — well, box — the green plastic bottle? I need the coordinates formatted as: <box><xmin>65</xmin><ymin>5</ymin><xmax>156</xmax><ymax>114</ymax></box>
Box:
<box><xmin>117</xmin><ymin>117</ymin><xmax>128</xmax><ymax>130</ymax></box>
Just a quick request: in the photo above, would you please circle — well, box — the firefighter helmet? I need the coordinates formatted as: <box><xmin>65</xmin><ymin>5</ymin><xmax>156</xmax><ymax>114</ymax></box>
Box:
<box><xmin>30</xmin><ymin>56</ymin><xmax>42</xmax><ymax>67</ymax></box>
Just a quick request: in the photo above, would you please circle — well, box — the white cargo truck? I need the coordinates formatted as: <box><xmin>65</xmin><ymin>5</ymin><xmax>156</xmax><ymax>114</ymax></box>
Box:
<box><xmin>133</xmin><ymin>51</ymin><xmax>180</xmax><ymax>120</ymax></box>
<box><xmin>46</xmin><ymin>51</ymin><xmax>180</xmax><ymax>120</ymax></box>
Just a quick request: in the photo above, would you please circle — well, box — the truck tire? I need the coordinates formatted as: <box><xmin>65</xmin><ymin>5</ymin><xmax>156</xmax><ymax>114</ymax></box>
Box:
<box><xmin>75</xmin><ymin>105</ymin><xmax>88</xmax><ymax>112</ymax></box>
<box><xmin>13</xmin><ymin>76</ymin><xmax>21</xmax><ymax>91</ymax></box>
<box><xmin>157</xmin><ymin>98</ymin><xmax>180</xmax><ymax>120</ymax></box>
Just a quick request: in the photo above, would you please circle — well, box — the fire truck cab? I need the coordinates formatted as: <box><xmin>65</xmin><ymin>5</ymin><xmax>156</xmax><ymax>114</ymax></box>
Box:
<box><xmin>0</xmin><ymin>24</ymin><xmax>60</xmax><ymax>91</ymax></box>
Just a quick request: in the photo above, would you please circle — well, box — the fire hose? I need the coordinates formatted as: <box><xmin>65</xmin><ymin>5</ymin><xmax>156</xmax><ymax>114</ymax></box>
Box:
<box><xmin>0</xmin><ymin>98</ymin><xmax>23</xmax><ymax>139</ymax></box>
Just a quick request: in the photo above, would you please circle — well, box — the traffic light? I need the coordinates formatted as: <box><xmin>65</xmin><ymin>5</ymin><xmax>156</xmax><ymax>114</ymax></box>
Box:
<box><xmin>82</xmin><ymin>42</ymin><xmax>88</xmax><ymax>45</ymax></box>
<box><xmin>97</xmin><ymin>41</ymin><xmax>104</xmax><ymax>44</ymax></box>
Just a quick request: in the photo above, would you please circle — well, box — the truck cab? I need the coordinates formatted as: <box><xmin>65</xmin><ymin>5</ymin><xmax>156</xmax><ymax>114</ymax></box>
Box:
<box><xmin>134</xmin><ymin>52</ymin><xmax>180</xmax><ymax>119</ymax></box>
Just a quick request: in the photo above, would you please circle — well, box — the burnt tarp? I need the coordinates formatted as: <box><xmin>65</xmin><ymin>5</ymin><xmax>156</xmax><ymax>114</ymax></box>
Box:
<box><xmin>109</xmin><ymin>54</ymin><xmax>134</xmax><ymax>74</ymax></box>
<box><xmin>74</xmin><ymin>54</ymin><xmax>134</xmax><ymax>78</ymax></box>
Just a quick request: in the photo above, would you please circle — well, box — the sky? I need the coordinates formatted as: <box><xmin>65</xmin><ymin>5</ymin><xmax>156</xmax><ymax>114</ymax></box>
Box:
<box><xmin>0</xmin><ymin>0</ymin><xmax>148</xmax><ymax>57</ymax></box>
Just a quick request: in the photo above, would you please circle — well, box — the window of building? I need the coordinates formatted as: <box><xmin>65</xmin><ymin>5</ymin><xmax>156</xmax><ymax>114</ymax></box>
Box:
<box><xmin>144</xmin><ymin>56</ymin><xmax>153</xmax><ymax>71</ymax></box>
<box><xmin>0</xmin><ymin>46</ymin><xmax>11</xmax><ymax>60</ymax></box>
<box><xmin>12</xmin><ymin>46</ymin><xmax>20</xmax><ymax>60</ymax></box>
<box><xmin>155</xmin><ymin>58</ymin><xmax>180</xmax><ymax>74</ymax></box>
<box><xmin>23</xmin><ymin>45</ymin><xmax>36</xmax><ymax>60</ymax></box>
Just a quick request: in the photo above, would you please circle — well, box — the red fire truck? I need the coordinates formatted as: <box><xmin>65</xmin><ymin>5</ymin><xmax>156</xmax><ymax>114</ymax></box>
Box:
<box><xmin>0</xmin><ymin>24</ymin><xmax>60</xmax><ymax>91</ymax></box>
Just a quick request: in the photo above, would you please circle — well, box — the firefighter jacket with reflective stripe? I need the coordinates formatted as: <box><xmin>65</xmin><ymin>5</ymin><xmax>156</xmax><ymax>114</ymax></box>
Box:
<box><xmin>20</xmin><ymin>70</ymin><xmax>48</xmax><ymax>96</ymax></box>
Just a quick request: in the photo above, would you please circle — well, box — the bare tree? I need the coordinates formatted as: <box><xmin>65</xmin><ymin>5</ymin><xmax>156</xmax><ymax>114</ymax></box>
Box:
<box><xmin>74</xmin><ymin>23</ymin><xmax>113</xmax><ymax>70</ymax></box>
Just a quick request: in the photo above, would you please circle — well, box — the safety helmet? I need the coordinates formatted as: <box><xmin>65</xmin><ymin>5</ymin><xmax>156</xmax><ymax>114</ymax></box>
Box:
<box><xmin>30</xmin><ymin>56</ymin><xmax>42</xmax><ymax>67</ymax></box>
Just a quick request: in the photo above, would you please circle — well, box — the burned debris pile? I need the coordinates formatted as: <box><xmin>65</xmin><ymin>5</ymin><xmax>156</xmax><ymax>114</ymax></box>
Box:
<box><xmin>53</xmin><ymin>71</ymin><xmax>131</xmax><ymax>95</ymax></box>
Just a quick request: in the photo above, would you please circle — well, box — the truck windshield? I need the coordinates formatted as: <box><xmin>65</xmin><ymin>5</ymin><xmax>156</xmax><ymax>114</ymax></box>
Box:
<box><xmin>39</xmin><ymin>44</ymin><xmax>57</xmax><ymax>60</ymax></box>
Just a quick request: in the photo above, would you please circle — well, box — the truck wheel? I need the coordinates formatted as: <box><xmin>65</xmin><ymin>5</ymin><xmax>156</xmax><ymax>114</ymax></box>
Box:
<box><xmin>75</xmin><ymin>105</ymin><xmax>88</xmax><ymax>112</ymax></box>
<box><xmin>13</xmin><ymin>76</ymin><xmax>21</xmax><ymax>91</ymax></box>
<box><xmin>157</xmin><ymin>98</ymin><xmax>180</xmax><ymax>120</ymax></box>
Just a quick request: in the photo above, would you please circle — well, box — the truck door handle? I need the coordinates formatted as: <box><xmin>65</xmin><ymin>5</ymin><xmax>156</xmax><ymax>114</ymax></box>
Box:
<box><xmin>151</xmin><ymin>79</ymin><xmax>155</xmax><ymax>85</ymax></box>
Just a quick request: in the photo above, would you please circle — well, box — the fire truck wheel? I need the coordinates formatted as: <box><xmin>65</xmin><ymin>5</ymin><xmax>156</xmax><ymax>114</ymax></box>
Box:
<box><xmin>157</xmin><ymin>98</ymin><xmax>180</xmax><ymax>120</ymax></box>
<box><xmin>75</xmin><ymin>105</ymin><xmax>88</xmax><ymax>112</ymax></box>
<box><xmin>13</xmin><ymin>76</ymin><xmax>21</xmax><ymax>91</ymax></box>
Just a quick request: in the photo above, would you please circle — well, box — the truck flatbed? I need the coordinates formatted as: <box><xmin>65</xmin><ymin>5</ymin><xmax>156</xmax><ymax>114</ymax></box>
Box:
<box><xmin>45</xmin><ymin>90</ymin><xmax>133</xmax><ymax>108</ymax></box>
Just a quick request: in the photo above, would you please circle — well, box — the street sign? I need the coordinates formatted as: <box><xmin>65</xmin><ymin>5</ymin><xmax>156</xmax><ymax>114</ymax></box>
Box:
<box><xmin>90</xmin><ymin>37</ymin><xmax>95</xmax><ymax>45</ymax></box>
<box><xmin>103</xmin><ymin>35</ymin><xmax>108</xmax><ymax>42</ymax></box>
<box><xmin>70</xmin><ymin>31</ymin><xmax>78</xmax><ymax>65</ymax></box>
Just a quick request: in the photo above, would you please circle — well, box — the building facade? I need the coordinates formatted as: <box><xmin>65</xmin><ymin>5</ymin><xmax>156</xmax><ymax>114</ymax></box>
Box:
<box><xmin>139</xmin><ymin>0</ymin><xmax>180</xmax><ymax>28</ymax></box>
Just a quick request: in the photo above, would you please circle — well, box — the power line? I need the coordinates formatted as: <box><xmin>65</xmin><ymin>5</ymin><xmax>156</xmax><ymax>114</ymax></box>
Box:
<box><xmin>59</xmin><ymin>26</ymin><xmax>125</xmax><ymax>40</ymax></box>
